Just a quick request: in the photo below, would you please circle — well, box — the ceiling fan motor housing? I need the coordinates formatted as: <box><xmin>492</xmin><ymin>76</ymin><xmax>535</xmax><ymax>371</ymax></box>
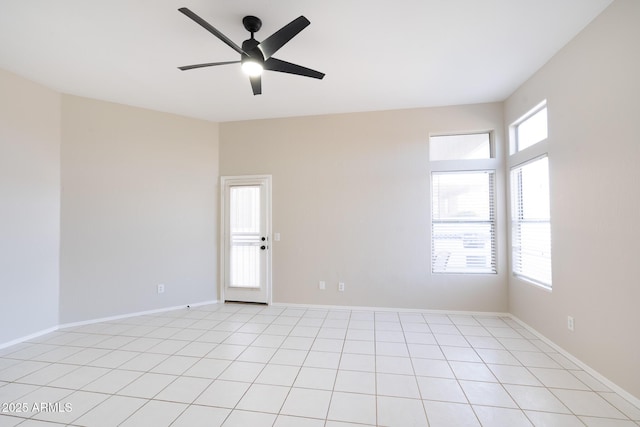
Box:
<box><xmin>241</xmin><ymin>38</ymin><xmax>263</xmax><ymax>62</ymax></box>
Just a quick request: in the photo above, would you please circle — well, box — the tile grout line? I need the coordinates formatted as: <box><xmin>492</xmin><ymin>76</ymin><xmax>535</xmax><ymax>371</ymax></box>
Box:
<box><xmin>1</xmin><ymin>303</ymin><xmax>639</xmax><ymax>426</ymax></box>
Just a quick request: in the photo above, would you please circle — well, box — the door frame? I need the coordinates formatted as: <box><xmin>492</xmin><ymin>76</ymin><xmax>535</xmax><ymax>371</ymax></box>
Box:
<box><xmin>219</xmin><ymin>174</ymin><xmax>272</xmax><ymax>304</ymax></box>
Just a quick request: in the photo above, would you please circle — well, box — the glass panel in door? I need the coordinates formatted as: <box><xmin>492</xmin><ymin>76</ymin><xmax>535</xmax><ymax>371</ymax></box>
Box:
<box><xmin>230</xmin><ymin>185</ymin><xmax>261</xmax><ymax>288</ymax></box>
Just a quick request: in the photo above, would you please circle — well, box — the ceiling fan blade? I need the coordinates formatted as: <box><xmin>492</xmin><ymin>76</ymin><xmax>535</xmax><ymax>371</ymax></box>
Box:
<box><xmin>179</xmin><ymin>7</ymin><xmax>245</xmax><ymax>55</ymax></box>
<box><xmin>264</xmin><ymin>57</ymin><xmax>325</xmax><ymax>79</ymax></box>
<box><xmin>250</xmin><ymin>75</ymin><xmax>262</xmax><ymax>95</ymax></box>
<box><xmin>258</xmin><ymin>16</ymin><xmax>310</xmax><ymax>60</ymax></box>
<box><xmin>178</xmin><ymin>61</ymin><xmax>240</xmax><ymax>71</ymax></box>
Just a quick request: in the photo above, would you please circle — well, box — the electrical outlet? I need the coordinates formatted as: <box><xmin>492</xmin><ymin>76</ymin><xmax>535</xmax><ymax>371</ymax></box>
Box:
<box><xmin>338</xmin><ymin>282</ymin><xmax>345</xmax><ymax>292</ymax></box>
<box><xmin>319</xmin><ymin>281</ymin><xmax>326</xmax><ymax>290</ymax></box>
<box><xmin>567</xmin><ymin>316</ymin><xmax>574</xmax><ymax>331</ymax></box>
<box><xmin>157</xmin><ymin>284</ymin><xmax>165</xmax><ymax>294</ymax></box>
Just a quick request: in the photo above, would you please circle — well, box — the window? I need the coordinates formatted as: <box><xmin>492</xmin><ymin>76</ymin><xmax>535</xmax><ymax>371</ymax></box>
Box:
<box><xmin>511</xmin><ymin>102</ymin><xmax>547</xmax><ymax>154</ymax></box>
<box><xmin>431</xmin><ymin>171</ymin><xmax>496</xmax><ymax>274</ymax></box>
<box><xmin>429</xmin><ymin>131</ymin><xmax>497</xmax><ymax>274</ymax></box>
<box><xmin>511</xmin><ymin>157</ymin><xmax>552</xmax><ymax>287</ymax></box>
<box><xmin>430</xmin><ymin>132</ymin><xmax>492</xmax><ymax>160</ymax></box>
<box><xmin>509</xmin><ymin>100</ymin><xmax>552</xmax><ymax>288</ymax></box>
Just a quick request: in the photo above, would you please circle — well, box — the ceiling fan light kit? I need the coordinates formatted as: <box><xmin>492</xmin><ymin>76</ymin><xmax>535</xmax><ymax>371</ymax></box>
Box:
<box><xmin>241</xmin><ymin>59</ymin><xmax>263</xmax><ymax>77</ymax></box>
<box><xmin>178</xmin><ymin>7</ymin><xmax>325</xmax><ymax>95</ymax></box>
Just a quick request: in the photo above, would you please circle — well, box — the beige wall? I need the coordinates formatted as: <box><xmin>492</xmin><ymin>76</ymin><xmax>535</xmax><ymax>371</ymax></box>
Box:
<box><xmin>0</xmin><ymin>69</ymin><xmax>61</xmax><ymax>343</ymax></box>
<box><xmin>60</xmin><ymin>95</ymin><xmax>219</xmax><ymax>323</ymax></box>
<box><xmin>505</xmin><ymin>0</ymin><xmax>640</xmax><ymax>399</ymax></box>
<box><xmin>220</xmin><ymin>104</ymin><xmax>508</xmax><ymax>312</ymax></box>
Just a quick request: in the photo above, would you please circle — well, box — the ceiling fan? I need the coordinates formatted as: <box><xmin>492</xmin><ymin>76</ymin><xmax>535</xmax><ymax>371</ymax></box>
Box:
<box><xmin>178</xmin><ymin>7</ymin><xmax>325</xmax><ymax>95</ymax></box>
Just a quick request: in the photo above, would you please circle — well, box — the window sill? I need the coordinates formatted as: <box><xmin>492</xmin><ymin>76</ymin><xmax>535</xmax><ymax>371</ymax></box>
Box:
<box><xmin>513</xmin><ymin>274</ymin><xmax>552</xmax><ymax>292</ymax></box>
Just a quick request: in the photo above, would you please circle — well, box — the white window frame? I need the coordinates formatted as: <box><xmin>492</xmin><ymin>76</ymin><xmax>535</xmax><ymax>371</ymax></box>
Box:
<box><xmin>510</xmin><ymin>100</ymin><xmax>547</xmax><ymax>155</ymax></box>
<box><xmin>429</xmin><ymin>131</ymin><xmax>498</xmax><ymax>275</ymax></box>
<box><xmin>429</xmin><ymin>131</ymin><xmax>494</xmax><ymax>161</ymax></box>
<box><xmin>508</xmin><ymin>100</ymin><xmax>552</xmax><ymax>290</ymax></box>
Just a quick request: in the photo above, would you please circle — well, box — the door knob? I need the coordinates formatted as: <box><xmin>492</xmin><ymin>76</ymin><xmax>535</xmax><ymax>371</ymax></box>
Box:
<box><xmin>260</xmin><ymin>245</ymin><xmax>267</xmax><ymax>250</ymax></box>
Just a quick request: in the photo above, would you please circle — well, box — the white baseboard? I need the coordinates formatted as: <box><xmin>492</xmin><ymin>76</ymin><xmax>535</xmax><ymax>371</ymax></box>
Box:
<box><xmin>0</xmin><ymin>326</ymin><xmax>59</xmax><ymax>350</ymax></box>
<box><xmin>0</xmin><ymin>300</ymin><xmax>218</xmax><ymax>349</ymax></box>
<box><xmin>509</xmin><ymin>314</ymin><xmax>640</xmax><ymax>410</ymax></box>
<box><xmin>270</xmin><ymin>302</ymin><xmax>509</xmax><ymax>318</ymax></box>
<box><xmin>185</xmin><ymin>300</ymin><xmax>220</xmax><ymax>308</ymax></box>
<box><xmin>58</xmin><ymin>300</ymin><xmax>219</xmax><ymax>330</ymax></box>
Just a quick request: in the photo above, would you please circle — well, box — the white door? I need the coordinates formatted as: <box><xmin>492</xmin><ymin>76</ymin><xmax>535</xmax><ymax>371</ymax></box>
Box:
<box><xmin>221</xmin><ymin>175</ymin><xmax>271</xmax><ymax>303</ymax></box>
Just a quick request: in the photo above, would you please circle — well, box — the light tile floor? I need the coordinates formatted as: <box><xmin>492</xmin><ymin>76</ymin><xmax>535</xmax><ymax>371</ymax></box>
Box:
<box><xmin>0</xmin><ymin>303</ymin><xmax>639</xmax><ymax>426</ymax></box>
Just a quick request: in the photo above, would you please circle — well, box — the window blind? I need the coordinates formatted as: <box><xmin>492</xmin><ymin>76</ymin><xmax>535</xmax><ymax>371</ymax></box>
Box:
<box><xmin>511</xmin><ymin>156</ymin><xmax>552</xmax><ymax>287</ymax></box>
<box><xmin>431</xmin><ymin>171</ymin><xmax>496</xmax><ymax>274</ymax></box>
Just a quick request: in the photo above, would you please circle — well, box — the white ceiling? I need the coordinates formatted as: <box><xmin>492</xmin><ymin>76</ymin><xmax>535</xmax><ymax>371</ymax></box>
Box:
<box><xmin>0</xmin><ymin>0</ymin><xmax>612</xmax><ymax>122</ymax></box>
